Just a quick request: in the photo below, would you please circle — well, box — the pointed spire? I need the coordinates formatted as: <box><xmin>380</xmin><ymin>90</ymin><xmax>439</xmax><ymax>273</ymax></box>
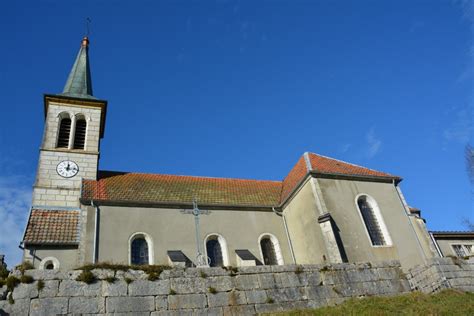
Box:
<box><xmin>60</xmin><ymin>36</ymin><xmax>96</xmax><ymax>99</ymax></box>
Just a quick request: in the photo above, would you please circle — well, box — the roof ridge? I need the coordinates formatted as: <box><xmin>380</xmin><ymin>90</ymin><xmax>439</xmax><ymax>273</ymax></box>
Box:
<box><xmin>98</xmin><ymin>170</ymin><xmax>282</xmax><ymax>183</ymax></box>
<box><xmin>307</xmin><ymin>152</ymin><xmax>393</xmax><ymax>176</ymax></box>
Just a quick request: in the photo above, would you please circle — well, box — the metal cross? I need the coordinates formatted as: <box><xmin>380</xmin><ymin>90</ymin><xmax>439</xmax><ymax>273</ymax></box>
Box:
<box><xmin>181</xmin><ymin>199</ymin><xmax>211</xmax><ymax>267</ymax></box>
<box><xmin>86</xmin><ymin>17</ymin><xmax>92</xmax><ymax>36</ymax></box>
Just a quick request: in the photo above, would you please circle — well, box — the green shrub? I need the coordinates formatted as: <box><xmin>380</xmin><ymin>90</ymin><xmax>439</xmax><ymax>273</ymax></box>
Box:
<box><xmin>37</xmin><ymin>280</ymin><xmax>45</xmax><ymax>292</ymax></box>
<box><xmin>15</xmin><ymin>262</ymin><xmax>34</xmax><ymax>274</ymax></box>
<box><xmin>8</xmin><ymin>293</ymin><xmax>14</xmax><ymax>305</ymax></box>
<box><xmin>76</xmin><ymin>270</ymin><xmax>96</xmax><ymax>284</ymax></box>
<box><xmin>266</xmin><ymin>297</ymin><xmax>274</xmax><ymax>304</ymax></box>
<box><xmin>124</xmin><ymin>277</ymin><xmax>133</xmax><ymax>284</ymax></box>
<box><xmin>5</xmin><ymin>276</ymin><xmax>20</xmax><ymax>291</ymax></box>
<box><xmin>200</xmin><ymin>271</ymin><xmax>208</xmax><ymax>278</ymax></box>
<box><xmin>169</xmin><ymin>289</ymin><xmax>177</xmax><ymax>295</ymax></box>
<box><xmin>0</xmin><ymin>265</ymin><xmax>9</xmax><ymax>279</ymax></box>
<box><xmin>295</xmin><ymin>266</ymin><xmax>304</xmax><ymax>274</ymax></box>
<box><xmin>20</xmin><ymin>275</ymin><xmax>34</xmax><ymax>284</ymax></box>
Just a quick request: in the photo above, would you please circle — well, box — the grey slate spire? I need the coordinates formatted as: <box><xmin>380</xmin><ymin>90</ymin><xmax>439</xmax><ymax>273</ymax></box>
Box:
<box><xmin>60</xmin><ymin>37</ymin><xmax>96</xmax><ymax>99</ymax></box>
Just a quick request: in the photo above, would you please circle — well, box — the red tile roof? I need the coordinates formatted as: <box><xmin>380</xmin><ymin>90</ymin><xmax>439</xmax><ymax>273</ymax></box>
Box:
<box><xmin>23</xmin><ymin>209</ymin><xmax>80</xmax><ymax>245</ymax></box>
<box><xmin>81</xmin><ymin>152</ymin><xmax>400</xmax><ymax>208</ymax></box>
<box><xmin>82</xmin><ymin>172</ymin><xmax>282</xmax><ymax>207</ymax></box>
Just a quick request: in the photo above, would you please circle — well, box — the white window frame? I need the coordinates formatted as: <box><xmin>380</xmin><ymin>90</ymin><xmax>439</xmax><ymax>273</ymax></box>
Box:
<box><xmin>355</xmin><ymin>193</ymin><xmax>392</xmax><ymax>247</ymax></box>
<box><xmin>450</xmin><ymin>243</ymin><xmax>474</xmax><ymax>257</ymax></box>
<box><xmin>128</xmin><ymin>232</ymin><xmax>154</xmax><ymax>265</ymax></box>
<box><xmin>39</xmin><ymin>256</ymin><xmax>60</xmax><ymax>270</ymax></box>
<box><xmin>258</xmin><ymin>233</ymin><xmax>284</xmax><ymax>265</ymax></box>
<box><xmin>204</xmin><ymin>233</ymin><xmax>230</xmax><ymax>267</ymax></box>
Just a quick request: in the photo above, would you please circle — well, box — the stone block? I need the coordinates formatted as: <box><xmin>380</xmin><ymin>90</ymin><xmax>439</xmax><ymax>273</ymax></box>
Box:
<box><xmin>245</xmin><ymin>289</ymin><xmax>267</xmax><ymax>304</ymax></box>
<box><xmin>271</xmin><ymin>264</ymin><xmax>298</xmax><ymax>273</ymax></box>
<box><xmin>58</xmin><ymin>279</ymin><xmax>101</xmax><ymax>296</ymax></box>
<box><xmin>65</xmin><ymin>270</ymin><xmax>83</xmax><ymax>280</ymax></box>
<box><xmin>106</xmin><ymin>296</ymin><xmax>155</xmax><ymax>313</ymax></box>
<box><xmin>196</xmin><ymin>267</ymin><xmax>229</xmax><ymax>277</ymax></box>
<box><xmin>168</xmin><ymin>293</ymin><xmax>207</xmax><ymax>309</ymax></box>
<box><xmin>171</xmin><ymin>277</ymin><xmax>206</xmax><ymax>294</ymax></box>
<box><xmin>274</xmin><ymin>272</ymin><xmax>303</xmax><ymax>287</ymax></box>
<box><xmin>92</xmin><ymin>268</ymin><xmax>115</xmax><ymax>279</ymax></box>
<box><xmin>152</xmin><ymin>310</ymin><xmax>193</xmax><ymax>316</ymax></box>
<box><xmin>266</xmin><ymin>287</ymin><xmax>305</xmax><ymax>302</ymax></box>
<box><xmin>254</xmin><ymin>302</ymin><xmax>289</xmax><ymax>314</ymax></box>
<box><xmin>102</xmin><ymin>280</ymin><xmax>127</xmax><ymax>296</ymax></box>
<box><xmin>156</xmin><ymin>295</ymin><xmax>168</xmax><ymax>310</ymax></box>
<box><xmin>234</xmin><ymin>274</ymin><xmax>259</xmax><ymax>290</ymax></box>
<box><xmin>12</xmin><ymin>283</ymin><xmax>38</xmax><ymax>299</ymax></box>
<box><xmin>238</xmin><ymin>266</ymin><xmax>272</xmax><ymax>274</ymax></box>
<box><xmin>26</xmin><ymin>269</ymin><xmax>63</xmax><ymax>280</ymax></box>
<box><xmin>258</xmin><ymin>273</ymin><xmax>276</xmax><ymax>289</ymax></box>
<box><xmin>128</xmin><ymin>279</ymin><xmax>170</xmax><ymax>296</ymax></box>
<box><xmin>116</xmin><ymin>269</ymin><xmax>149</xmax><ymax>280</ymax></box>
<box><xmin>305</xmin><ymin>285</ymin><xmax>335</xmax><ymax>300</ymax></box>
<box><xmin>193</xmin><ymin>307</ymin><xmax>224</xmax><ymax>316</ymax></box>
<box><xmin>206</xmin><ymin>276</ymin><xmax>234</xmax><ymax>292</ymax></box>
<box><xmin>0</xmin><ymin>298</ymin><xmax>30</xmax><ymax>315</ymax></box>
<box><xmin>207</xmin><ymin>290</ymin><xmax>246</xmax><ymax>307</ymax></box>
<box><xmin>69</xmin><ymin>297</ymin><xmax>105</xmax><ymax>314</ymax></box>
<box><xmin>223</xmin><ymin>305</ymin><xmax>256</xmax><ymax>315</ymax></box>
<box><xmin>30</xmin><ymin>297</ymin><xmax>68</xmax><ymax>316</ymax></box>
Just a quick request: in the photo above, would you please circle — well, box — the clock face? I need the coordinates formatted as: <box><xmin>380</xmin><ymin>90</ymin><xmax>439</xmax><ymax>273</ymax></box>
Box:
<box><xmin>56</xmin><ymin>160</ymin><xmax>79</xmax><ymax>178</ymax></box>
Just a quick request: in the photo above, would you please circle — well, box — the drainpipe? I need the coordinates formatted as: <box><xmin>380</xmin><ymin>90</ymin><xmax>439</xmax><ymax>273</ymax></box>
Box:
<box><xmin>273</xmin><ymin>207</ymin><xmax>296</xmax><ymax>264</ymax></box>
<box><xmin>429</xmin><ymin>232</ymin><xmax>443</xmax><ymax>257</ymax></box>
<box><xmin>91</xmin><ymin>200</ymin><xmax>98</xmax><ymax>264</ymax></box>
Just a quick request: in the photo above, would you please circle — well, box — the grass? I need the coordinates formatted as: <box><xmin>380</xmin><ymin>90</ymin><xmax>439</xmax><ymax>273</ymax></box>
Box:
<box><xmin>37</xmin><ymin>280</ymin><xmax>45</xmax><ymax>292</ymax></box>
<box><xmin>200</xmin><ymin>271</ymin><xmax>208</xmax><ymax>278</ymax></box>
<box><xmin>208</xmin><ymin>287</ymin><xmax>217</xmax><ymax>294</ymax></box>
<box><xmin>105</xmin><ymin>276</ymin><xmax>117</xmax><ymax>283</ymax></box>
<box><xmin>77</xmin><ymin>262</ymin><xmax>171</xmax><ymax>280</ymax></box>
<box><xmin>295</xmin><ymin>266</ymin><xmax>304</xmax><ymax>275</ymax></box>
<box><xmin>76</xmin><ymin>270</ymin><xmax>96</xmax><ymax>284</ymax></box>
<box><xmin>0</xmin><ymin>265</ymin><xmax>9</xmax><ymax>279</ymax></box>
<box><xmin>5</xmin><ymin>276</ymin><xmax>20</xmax><ymax>291</ymax></box>
<box><xmin>124</xmin><ymin>277</ymin><xmax>133</xmax><ymax>284</ymax></box>
<box><xmin>169</xmin><ymin>289</ymin><xmax>177</xmax><ymax>295</ymax></box>
<box><xmin>15</xmin><ymin>262</ymin><xmax>34</xmax><ymax>275</ymax></box>
<box><xmin>20</xmin><ymin>275</ymin><xmax>34</xmax><ymax>284</ymax></box>
<box><xmin>262</xmin><ymin>289</ymin><xmax>474</xmax><ymax>316</ymax></box>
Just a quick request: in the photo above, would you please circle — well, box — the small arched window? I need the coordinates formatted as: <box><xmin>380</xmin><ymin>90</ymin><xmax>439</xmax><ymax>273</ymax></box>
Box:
<box><xmin>73</xmin><ymin>116</ymin><xmax>87</xmax><ymax>150</ymax></box>
<box><xmin>356</xmin><ymin>195</ymin><xmax>390</xmax><ymax>246</ymax></box>
<box><xmin>39</xmin><ymin>257</ymin><xmax>59</xmax><ymax>270</ymax></box>
<box><xmin>56</xmin><ymin>116</ymin><xmax>72</xmax><ymax>148</ymax></box>
<box><xmin>131</xmin><ymin>237</ymin><xmax>149</xmax><ymax>265</ymax></box>
<box><xmin>259</xmin><ymin>234</ymin><xmax>284</xmax><ymax>265</ymax></box>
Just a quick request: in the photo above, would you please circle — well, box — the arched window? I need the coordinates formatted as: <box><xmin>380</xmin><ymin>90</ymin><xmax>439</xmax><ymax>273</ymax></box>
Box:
<box><xmin>356</xmin><ymin>195</ymin><xmax>391</xmax><ymax>246</ymax></box>
<box><xmin>56</xmin><ymin>115</ymin><xmax>72</xmax><ymax>148</ymax></box>
<box><xmin>131</xmin><ymin>237</ymin><xmax>149</xmax><ymax>265</ymax></box>
<box><xmin>73</xmin><ymin>116</ymin><xmax>87</xmax><ymax>150</ymax></box>
<box><xmin>205</xmin><ymin>234</ymin><xmax>229</xmax><ymax>267</ymax></box>
<box><xmin>259</xmin><ymin>233</ymin><xmax>284</xmax><ymax>265</ymax></box>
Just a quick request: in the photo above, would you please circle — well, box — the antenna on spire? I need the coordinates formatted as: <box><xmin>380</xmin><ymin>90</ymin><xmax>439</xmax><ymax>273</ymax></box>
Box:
<box><xmin>85</xmin><ymin>17</ymin><xmax>92</xmax><ymax>36</ymax></box>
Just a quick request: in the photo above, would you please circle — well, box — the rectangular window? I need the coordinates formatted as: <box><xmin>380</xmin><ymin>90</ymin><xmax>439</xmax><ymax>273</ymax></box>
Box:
<box><xmin>451</xmin><ymin>244</ymin><xmax>473</xmax><ymax>257</ymax></box>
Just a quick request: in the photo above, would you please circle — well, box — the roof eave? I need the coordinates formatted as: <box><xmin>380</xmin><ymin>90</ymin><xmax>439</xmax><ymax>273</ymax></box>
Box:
<box><xmin>310</xmin><ymin>171</ymin><xmax>402</xmax><ymax>184</ymax></box>
<box><xmin>79</xmin><ymin>198</ymin><xmax>276</xmax><ymax>211</ymax></box>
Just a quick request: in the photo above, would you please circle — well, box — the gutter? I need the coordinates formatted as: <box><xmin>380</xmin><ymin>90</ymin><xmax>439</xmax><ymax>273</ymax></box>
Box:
<box><xmin>429</xmin><ymin>232</ymin><xmax>444</xmax><ymax>257</ymax></box>
<box><xmin>91</xmin><ymin>200</ymin><xmax>99</xmax><ymax>264</ymax></box>
<box><xmin>273</xmin><ymin>207</ymin><xmax>296</xmax><ymax>264</ymax></box>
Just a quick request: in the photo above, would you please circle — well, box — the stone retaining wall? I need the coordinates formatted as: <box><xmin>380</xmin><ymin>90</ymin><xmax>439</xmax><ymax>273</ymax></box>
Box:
<box><xmin>408</xmin><ymin>257</ymin><xmax>474</xmax><ymax>293</ymax></box>
<box><xmin>0</xmin><ymin>261</ymin><xmax>415</xmax><ymax>315</ymax></box>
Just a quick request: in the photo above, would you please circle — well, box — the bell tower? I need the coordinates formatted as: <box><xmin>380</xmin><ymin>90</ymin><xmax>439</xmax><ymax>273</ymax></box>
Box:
<box><xmin>32</xmin><ymin>36</ymin><xmax>107</xmax><ymax>208</ymax></box>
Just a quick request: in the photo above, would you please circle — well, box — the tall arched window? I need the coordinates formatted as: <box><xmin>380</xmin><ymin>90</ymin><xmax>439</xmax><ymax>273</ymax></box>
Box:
<box><xmin>56</xmin><ymin>115</ymin><xmax>72</xmax><ymax>148</ymax></box>
<box><xmin>205</xmin><ymin>234</ymin><xmax>229</xmax><ymax>267</ymax></box>
<box><xmin>259</xmin><ymin>233</ymin><xmax>284</xmax><ymax>265</ymax></box>
<box><xmin>131</xmin><ymin>237</ymin><xmax>149</xmax><ymax>265</ymax></box>
<box><xmin>73</xmin><ymin>116</ymin><xmax>87</xmax><ymax>150</ymax></box>
<box><xmin>356</xmin><ymin>195</ymin><xmax>391</xmax><ymax>246</ymax></box>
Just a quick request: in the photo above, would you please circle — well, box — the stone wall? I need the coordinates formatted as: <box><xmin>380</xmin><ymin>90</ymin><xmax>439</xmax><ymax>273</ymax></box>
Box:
<box><xmin>0</xmin><ymin>261</ymin><xmax>410</xmax><ymax>315</ymax></box>
<box><xmin>408</xmin><ymin>257</ymin><xmax>474</xmax><ymax>293</ymax></box>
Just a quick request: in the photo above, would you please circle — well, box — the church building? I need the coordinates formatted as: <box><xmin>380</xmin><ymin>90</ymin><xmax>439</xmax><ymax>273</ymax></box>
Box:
<box><xmin>21</xmin><ymin>37</ymin><xmax>439</xmax><ymax>271</ymax></box>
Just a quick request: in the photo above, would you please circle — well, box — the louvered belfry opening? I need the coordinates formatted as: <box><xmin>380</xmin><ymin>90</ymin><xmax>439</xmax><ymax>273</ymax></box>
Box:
<box><xmin>73</xmin><ymin>118</ymin><xmax>87</xmax><ymax>150</ymax></box>
<box><xmin>56</xmin><ymin>118</ymin><xmax>72</xmax><ymax>148</ymax></box>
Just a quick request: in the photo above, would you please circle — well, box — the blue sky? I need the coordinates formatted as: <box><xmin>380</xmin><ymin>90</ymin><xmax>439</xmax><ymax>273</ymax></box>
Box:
<box><xmin>0</xmin><ymin>1</ymin><xmax>472</xmax><ymax>267</ymax></box>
